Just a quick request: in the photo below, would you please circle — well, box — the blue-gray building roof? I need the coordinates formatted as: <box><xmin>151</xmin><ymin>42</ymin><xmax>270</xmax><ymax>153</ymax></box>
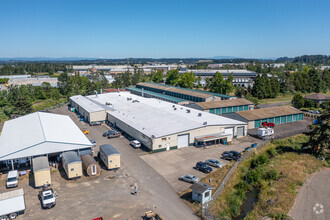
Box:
<box><xmin>62</xmin><ymin>151</ymin><xmax>81</xmax><ymax>165</ymax></box>
<box><xmin>100</xmin><ymin>144</ymin><xmax>119</xmax><ymax>156</ymax></box>
<box><xmin>32</xmin><ymin>156</ymin><xmax>49</xmax><ymax>172</ymax></box>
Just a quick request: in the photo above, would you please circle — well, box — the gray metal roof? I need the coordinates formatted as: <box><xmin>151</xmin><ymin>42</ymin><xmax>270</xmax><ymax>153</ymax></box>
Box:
<box><xmin>62</xmin><ymin>151</ymin><xmax>81</xmax><ymax>164</ymax></box>
<box><xmin>190</xmin><ymin>182</ymin><xmax>214</xmax><ymax>193</ymax></box>
<box><xmin>70</xmin><ymin>95</ymin><xmax>105</xmax><ymax>113</ymax></box>
<box><xmin>32</xmin><ymin>156</ymin><xmax>49</xmax><ymax>172</ymax></box>
<box><xmin>0</xmin><ymin>112</ymin><xmax>93</xmax><ymax>161</ymax></box>
<box><xmin>100</xmin><ymin>144</ymin><xmax>119</xmax><ymax>156</ymax></box>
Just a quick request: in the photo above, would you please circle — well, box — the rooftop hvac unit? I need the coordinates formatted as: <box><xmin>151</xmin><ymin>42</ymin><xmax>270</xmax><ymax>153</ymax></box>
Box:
<box><xmin>198</xmin><ymin>113</ymin><xmax>202</xmax><ymax>117</ymax></box>
<box><xmin>174</xmin><ymin>108</ymin><xmax>177</xmax><ymax>110</ymax></box>
<box><xmin>203</xmin><ymin>122</ymin><xmax>207</xmax><ymax>125</ymax></box>
<box><xmin>187</xmin><ymin>109</ymin><xmax>191</xmax><ymax>113</ymax></box>
<box><xmin>172</xmin><ymin>105</ymin><xmax>175</xmax><ymax>108</ymax></box>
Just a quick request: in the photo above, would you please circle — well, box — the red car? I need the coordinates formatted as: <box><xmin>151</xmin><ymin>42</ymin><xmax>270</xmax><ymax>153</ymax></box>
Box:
<box><xmin>262</xmin><ymin>122</ymin><xmax>275</xmax><ymax>127</ymax></box>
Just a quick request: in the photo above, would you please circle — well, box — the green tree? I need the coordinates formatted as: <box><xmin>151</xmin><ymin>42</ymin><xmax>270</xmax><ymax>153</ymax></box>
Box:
<box><xmin>13</xmin><ymin>96</ymin><xmax>33</xmax><ymax>115</ymax></box>
<box><xmin>57</xmin><ymin>73</ymin><xmax>71</xmax><ymax>96</ymax></box>
<box><xmin>152</xmin><ymin>70</ymin><xmax>164</xmax><ymax>83</ymax></box>
<box><xmin>235</xmin><ymin>86</ymin><xmax>245</xmax><ymax>98</ymax></box>
<box><xmin>209</xmin><ymin>72</ymin><xmax>224</xmax><ymax>94</ymax></box>
<box><xmin>292</xmin><ymin>93</ymin><xmax>305</xmax><ymax>108</ymax></box>
<box><xmin>165</xmin><ymin>69</ymin><xmax>180</xmax><ymax>86</ymax></box>
<box><xmin>179</xmin><ymin>72</ymin><xmax>195</xmax><ymax>89</ymax></box>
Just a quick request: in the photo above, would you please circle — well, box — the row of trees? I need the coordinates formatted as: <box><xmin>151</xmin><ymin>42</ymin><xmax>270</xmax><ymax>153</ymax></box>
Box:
<box><xmin>0</xmin><ymin>63</ymin><xmax>70</xmax><ymax>75</ymax></box>
<box><xmin>251</xmin><ymin>73</ymin><xmax>280</xmax><ymax>99</ymax></box>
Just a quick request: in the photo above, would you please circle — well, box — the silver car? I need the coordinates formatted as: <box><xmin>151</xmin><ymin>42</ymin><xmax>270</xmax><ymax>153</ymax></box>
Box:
<box><xmin>179</xmin><ymin>175</ymin><xmax>199</xmax><ymax>183</ymax></box>
<box><xmin>205</xmin><ymin>159</ymin><xmax>223</xmax><ymax>168</ymax></box>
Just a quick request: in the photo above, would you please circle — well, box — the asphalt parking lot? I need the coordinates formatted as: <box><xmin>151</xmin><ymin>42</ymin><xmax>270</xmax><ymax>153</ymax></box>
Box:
<box><xmin>141</xmin><ymin>135</ymin><xmax>259</xmax><ymax>193</ymax></box>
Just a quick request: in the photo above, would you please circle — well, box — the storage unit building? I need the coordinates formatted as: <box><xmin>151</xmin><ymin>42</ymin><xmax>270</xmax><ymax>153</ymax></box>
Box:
<box><xmin>81</xmin><ymin>154</ymin><xmax>101</xmax><ymax>176</ymax></box>
<box><xmin>83</xmin><ymin>92</ymin><xmax>247</xmax><ymax>153</ymax></box>
<box><xmin>32</xmin><ymin>156</ymin><xmax>51</xmax><ymax>187</ymax></box>
<box><xmin>136</xmin><ymin>82</ymin><xmax>235</xmax><ymax>102</ymax></box>
<box><xmin>99</xmin><ymin>144</ymin><xmax>120</xmax><ymax>170</ymax></box>
<box><xmin>186</xmin><ymin>98</ymin><xmax>254</xmax><ymax>115</ymax></box>
<box><xmin>61</xmin><ymin>151</ymin><xmax>82</xmax><ymax>179</ymax></box>
<box><xmin>69</xmin><ymin>95</ymin><xmax>107</xmax><ymax>124</ymax></box>
<box><xmin>224</xmin><ymin>106</ymin><xmax>304</xmax><ymax>129</ymax></box>
<box><xmin>0</xmin><ymin>112</ymin><xmax>93</xmax><ymax>170</ymax></box>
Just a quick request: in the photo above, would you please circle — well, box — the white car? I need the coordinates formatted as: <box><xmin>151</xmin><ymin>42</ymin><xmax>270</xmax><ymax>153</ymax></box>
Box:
<box><xmin>7</xmin><ymin>170</ymin><xmax>18</xmax><ymax>188</ymax></box>
<box><xmin>130</xmin><ymin>140</ymin><xmax>141</xmax><ymax>148</ymax></box>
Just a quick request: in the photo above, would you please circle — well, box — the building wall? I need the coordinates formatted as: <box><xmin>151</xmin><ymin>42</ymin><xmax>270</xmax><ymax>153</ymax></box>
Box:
<box><xmin>69</xmin><ymin>99</ymin><xmax>106</xmax><ymax>123</ymax></box>
<box><xmin>34</xmin><ymin>170</ymin><xmax>51</xmax><ymax>187</ymax></box>
<box><xmin>63</xmin><ymin>161</ymin><xmax>82</xmax><ymax>179</ymax></box>
<box><xmin>208</xmin><ymin>104</ymin><xmax>254</xmax><ymax>115</ymax></box>
<box><xmin>107</xmin><ymin>154</ymin><xmax>120</xmax><ymax>170</ymax></box>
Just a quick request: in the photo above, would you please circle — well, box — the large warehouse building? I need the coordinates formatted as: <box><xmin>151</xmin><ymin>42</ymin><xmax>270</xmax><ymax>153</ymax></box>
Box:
<box><xmin>224</xmin><ymin>106</ymin><xmax>304</xmax><ymax>129</ymax></box>
<box><xmin>135</xmin><ymin>82</ymin><xmax>236</xmax><ymax>102</ymax></box>
<box><xmin>0</xmin><ymin>112</ymin><xmax>93</xmax><ymax>169</ymax></box>
<box><xmin>73</xmin><ymin>93</ymin><xmax>247</xmax><ymax>152</ymax></box>
<box><xmin>186</xmin><ymin>98</ymin><xmax>254</xmax><ymax>115</ymax></box>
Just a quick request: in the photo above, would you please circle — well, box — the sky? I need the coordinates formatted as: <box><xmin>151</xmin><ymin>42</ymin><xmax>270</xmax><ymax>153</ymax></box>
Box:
<box><xmin>0</xmin><ymin>0</ymin><xmax>329</xmax><ymax>59</ymax></box>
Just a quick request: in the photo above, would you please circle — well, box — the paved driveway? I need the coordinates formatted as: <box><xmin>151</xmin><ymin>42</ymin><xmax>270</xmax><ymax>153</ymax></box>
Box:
<box><xmin>141</xmin><ymin>136</ymin><xmax>259</xmax><ymax>193</ymax></box>
<box><xmin>53</xmin><ymin>106</ymin><xmax>199</xmax><ymax>220</ymax></box>
<box><xmin>289</xmin><ymin>169</ymin><xmax>330</xmax><ymax>220</ymax></box>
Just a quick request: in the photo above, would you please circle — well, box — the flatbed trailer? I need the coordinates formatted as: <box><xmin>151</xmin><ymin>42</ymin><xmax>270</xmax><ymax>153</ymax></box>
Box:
<box><xmin>0</xmin><ymin>188</ymin><xmax>26</xmax><ymax>219</ymax></box>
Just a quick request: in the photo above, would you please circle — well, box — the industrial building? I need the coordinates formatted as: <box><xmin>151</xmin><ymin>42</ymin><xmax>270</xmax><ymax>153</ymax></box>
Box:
<box><xmin>136</xmin><ymin>82</ymin><xmax>235</xmax><ymax>102</ymax></box>
<box><xmin>186</xmin><ymin>98</ymin><xmax>254</xmax><ymax>115</ymax></box>
<box><xmin>79</xmin><ymin>92</ymin><xmax>247</xmax><ymax>152</ymax></box>
<box><xmin>224</xmin><ymin>106</ymin><xmax>304</xmax><ymax>129</ymax></box>
<box><xmin>69</xmin><ymin>95</ymin><xmax>107</xmax><ymax>124</ymax></box>
<box><xmin>126</xmin><ymin>87</ymin><xmax>189</xmax><ymax>104</ymax></box>
<box><xmin>304</xmin><ymin>93</ymin><xmax>330</xmax><ymax>105</ymax></box>
<box><xmin>0</xmin><ymin>112</ymin><xmax>93</xmax><ymax>170</ymax></box>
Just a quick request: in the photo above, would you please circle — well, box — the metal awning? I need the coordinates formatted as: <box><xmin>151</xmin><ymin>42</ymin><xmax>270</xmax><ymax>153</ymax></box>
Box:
<box><xmin>195</xmin><ymin>132</ymin><xmax>230</xmax><ymax>142</ymax></box>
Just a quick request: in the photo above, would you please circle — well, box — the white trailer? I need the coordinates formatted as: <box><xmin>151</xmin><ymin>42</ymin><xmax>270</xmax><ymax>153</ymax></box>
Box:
<box><xmin>257</xmin><ymin>127</ymin><xmax>274</xmax><ymax>138</ymax></box>
<box><xmin>0</xmin><ymin>188</ymin><xmax>25</xmax><ymax>219</ymax></box>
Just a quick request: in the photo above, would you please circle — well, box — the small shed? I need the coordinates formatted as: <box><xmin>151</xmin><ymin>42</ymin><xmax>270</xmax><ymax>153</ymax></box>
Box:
<box><xmin>190</xmin><ymin>182</ymin><xmax>214</xmax><ymax>204</ymax></box>
<box><xmin>62</xmin><ymin>151</ymin><xmax>82</xmax><ymax>179</ymax></box>
<box><xmin>81</xmin><ymin>154</ymin><xmax>101</xmax><ymax>176</ymax></box>
<box><xmin>99</xmin><ymin>144</ymin><xmax>120</xmax><ymax>170</ymax></box>
<box><xmin>32</xmin><ymin>156</ymin><xmax>51</xmax><ymax>187</ymax></box>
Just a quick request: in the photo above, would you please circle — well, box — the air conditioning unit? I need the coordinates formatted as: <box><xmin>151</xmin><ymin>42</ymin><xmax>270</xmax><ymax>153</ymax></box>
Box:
<box><xmin>174</xmin><ymin>108</ymin><xmax>177</xmax><ymax>110</ymax></box>
<box><xmin>187</xmin><ymin>110</ymin><xmax>191</xmax><ymax>113</ymax></box>
<box><xmin>198</xmin><ymin>113</ymin><xmax>202</xmax><ymax>117</ymax></box>
<box><xmin>203</xmin><ymin>122</ymin><xmax>207</xmax><ymax>125</ymax></box>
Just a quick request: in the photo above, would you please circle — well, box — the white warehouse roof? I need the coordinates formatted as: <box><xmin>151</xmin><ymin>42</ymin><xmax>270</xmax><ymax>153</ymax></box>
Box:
<box><xmin>70</xmin><ymin>95</ymin><xmax>105</xmax><ymax>113</ymax></box>
<box><xmin>86</xmin><ymin>93</ymin><xmax>246</xmax><ymax>139</ymax></box>
<box><xmin>0</xmin><ymin>112</ymin><xmax>93</xmax><ymax>161</ymax></box>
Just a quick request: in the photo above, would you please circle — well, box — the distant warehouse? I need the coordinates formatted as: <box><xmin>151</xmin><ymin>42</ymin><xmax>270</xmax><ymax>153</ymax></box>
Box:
<box><xmin>135</xmin><ymin>82</ymin><xmax>236</xmax><ymax>102</ymax></box>
<box><xmin>186</xmin><ymin>98</ymin><xmax>254</xmax><ymax>115</ymax></box>
<box><xmin>224</xmin><ymin>106</ymin><xmax>303</xmax><ymax>129</ymax></box>
<box><xmin>76</xmin><ymin>92</ymin><xmax>247</xmax><ymax>153</ymax></box>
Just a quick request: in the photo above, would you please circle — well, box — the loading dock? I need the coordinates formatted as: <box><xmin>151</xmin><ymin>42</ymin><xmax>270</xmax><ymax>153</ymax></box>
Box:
<box><xmin>195</xmin><ymin>133</ymin><xmax>230</xmax><ymax>147</ymax></box>
<box><xmin>32</xmin><ymin>156</ymin><xmax>51</xmax><ymax>188</ymax></box>
<box><xmin>177</xmin><ymin>134</ymin><xmax>189</xmax><ymax>148</ymax></box>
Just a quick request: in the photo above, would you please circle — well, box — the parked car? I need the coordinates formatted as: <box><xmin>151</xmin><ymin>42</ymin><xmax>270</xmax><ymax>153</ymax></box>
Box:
<box><xmin>89</xmin><ymin>139</ymin><xmax>96</xmax><ymax>146</ymax></box>
<box><xmin>39</xmin><ymin>188</ymin><xmax>57</xmax><ymax>209</ymax></box>
<box><xmin>310</xmin><ymin>110</ymin><xmax>320</xmax><ymax>114</ymax></box>
<box><xmin>262</xmin><ymin>122</ymin><xmax>275</xmax><ymax>127</ymax></box>
<box><xmin>90</xmin><ymin>122</ymin><xmax>101</xmax><ymax>126</ymax></box>
<box><xmin>221</xmin><ymin>152</ymin><xmax>235</xmax><ymax>160</ymax></box>
<box><xmin>130</xmin><ymin>140</ymin><xmax>141</xmax><ymax>148</ymax></box>
<box><xmin>179</xmin><ymin>174</ymin><xmax>199</xmax><ymax>183</ymax></box>
<box><xmin>103</xmin><ymin>130</ymin><xmax>112</xmax><ymax>137</ymax></box>
<box><xmin>6</xmin><ymin>170</ymin><xmax>18</xmax><ymax>188</ymax></box>
<box><xmin>107</xmin><ymin>130</ymin><xmax>121</xmax><ymax>139</ymax></box>
<box><xmin>195</xmin><ymin>162</ymin><xmax>213</xmax><ymax>173</ymax></box>
<box><xmin>229</xmin><ymin>151</ymin><xmax>241</xmax><ymax>158</ymax></box>
<box><xmin>205</xmin><ymin>159</ymin><xmax>223</xmax><ymax>168</ymax></box>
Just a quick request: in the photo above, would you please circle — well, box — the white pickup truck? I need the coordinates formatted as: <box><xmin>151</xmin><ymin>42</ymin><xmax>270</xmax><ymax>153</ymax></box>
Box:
<box><xmin>0</xmin><ymin>188</ymin><xmax>25</xmax><ymax>219</ymax></box>
<box><xmin>39</xmin><ymin>188</ymin><xmax>57</xmax><ymax>209</ymax></box>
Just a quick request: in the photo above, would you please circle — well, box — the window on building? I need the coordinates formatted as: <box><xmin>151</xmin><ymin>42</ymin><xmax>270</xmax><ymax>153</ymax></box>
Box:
<box><xmin>158</xmin><ymin>145</ymin><xmax>162</xmax><ymax>148</ymax></box>
<box><xmin>162</xmin><ymin>137</ymin><xmax>166</xmax><ymax>141</ymax></box>
<box><xmin>71</xmin><ymin>168</ymin><xmax>74</xmax><ymax>171</ymax></box>
<box><xmin>205</xmin><ymin>191</ymin><xmax>210</xmax><ymax>198</ymax></box>
<box><xmin>110</xmin><ymin>160</ymin><xmax>112</xmax><ymax>163</ymax></box>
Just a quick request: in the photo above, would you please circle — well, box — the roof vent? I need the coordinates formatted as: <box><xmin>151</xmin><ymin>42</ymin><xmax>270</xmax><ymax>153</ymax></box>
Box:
<box><xmin>172</xmin><ymin>105</ymin><xmax>175</xmax><ymax>108</ymax></box>
<box><xmin>187</xmin><ymin>109</ymin><xmax>191</xmax><ymax>113</ymax></box>
<box><xmin>198</xmin><ymin>113</ymin><xmax>202</xmax><ymax>117</ymax></box>
<box><xmin>203</xmin><ymin>122</ymin><xmax>207</xmax><ymax>125</ymax></box>
<box><xmin>174</xmin><ymin>108</ymin><xmax>177</xmax><ymax>110</ymax></box>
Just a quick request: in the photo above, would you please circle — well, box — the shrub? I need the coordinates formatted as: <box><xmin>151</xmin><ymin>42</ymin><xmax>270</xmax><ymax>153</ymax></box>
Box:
<box><xmin>246</xmin><ymin>168</ymin><xmax>263</xmax><ymax>184</ymax></box>
<box><xmin>235</xmin><ymin>180</ymin><xmax>250</xmax><ymax>192</ymax></box>
<box><xmin>227</xmin><ymin>193</ymin><xmax>243</xmax><ymax>217</ymax></box>
<box><xmin>267</xmin><ymin>147</ymin><xmax>277</xmax><ymax>157</ymax></box>
<box><xmin>264</xmin><ymin>169</ymin><xmax>279</xmax><ymax>180</ymax></box>
<box><xmin>251</xmin><ymin>154</ymin><xmax>269</xmax><ymax>168</ymax></box>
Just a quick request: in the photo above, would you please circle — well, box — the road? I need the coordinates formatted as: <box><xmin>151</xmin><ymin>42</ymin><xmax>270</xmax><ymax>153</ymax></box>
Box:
<box><xmin>54</xmin><ymin>106</ymin><xmax>199</xmax><ymax>220</ymax></box>
<box><xmin>289</xmin><ymin>169</ymin><xmax>330</xmax><ymax>220</ymax></box>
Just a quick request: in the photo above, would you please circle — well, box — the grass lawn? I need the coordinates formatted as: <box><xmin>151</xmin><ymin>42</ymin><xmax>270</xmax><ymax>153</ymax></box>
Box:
<box><xmin>208</xmin><ymin>135</ymin><xmax>326</xmax><ymax>219</ymax></box>
<box><xmin>32</xmin><ymin>97</ymin><xmax>67</xmax><ymax>112</ymax></box>
<box><xmin>259</xmin><ymin>91</ymin><xmax>330</xmax><ymax>104</ymax></box>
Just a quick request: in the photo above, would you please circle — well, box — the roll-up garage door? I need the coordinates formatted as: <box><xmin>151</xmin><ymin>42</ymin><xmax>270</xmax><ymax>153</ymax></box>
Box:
<box><xmin>225</xmin><ymin>127</ymin><xmax>234</xmax><ymax>137</ymax></box>
<box><xmin>237</xmin><ymin>126</ymin><xmax>244</xmax><ymax>137</ymax></box>
<box><xmin>177</xmin><ymin>134</ymin><xmax>189</xmax><ymax>148</ymax></box>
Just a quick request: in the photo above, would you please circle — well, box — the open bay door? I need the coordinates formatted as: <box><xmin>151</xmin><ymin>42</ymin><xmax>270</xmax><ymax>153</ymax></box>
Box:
<box><xmin>225</xmin><ymin>127</ymin><xmax>234</xmax><ymax>138</ymax></box>
<box><xmin>177</xmin><ymin>134</ymin><xmax>189</xmax><ymax>148</ymax></box>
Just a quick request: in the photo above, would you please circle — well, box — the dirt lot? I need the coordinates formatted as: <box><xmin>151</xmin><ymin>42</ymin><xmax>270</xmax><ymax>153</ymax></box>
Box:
<box><xmin>289</xmin><ymin>169</ymin><xmax>330</xmax><ymax>220</ymax></box>
<box><xmin>141</xmin><ymin>136</ymin><xmax>260</xmax><ymax>193</ymax></box>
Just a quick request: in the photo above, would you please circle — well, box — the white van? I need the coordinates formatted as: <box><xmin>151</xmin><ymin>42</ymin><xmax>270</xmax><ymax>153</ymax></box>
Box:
<box><xmin>7</xmin><ymin>170</ymin><xmax>19</xmax><ymax>188</ymax></box>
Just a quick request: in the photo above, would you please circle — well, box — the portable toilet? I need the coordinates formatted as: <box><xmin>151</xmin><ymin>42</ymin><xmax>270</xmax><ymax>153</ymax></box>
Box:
<box><xmin>81</xmin><ymin>154</ymin><xmax>101</xmax><ymax>176</ymax></box>
<box><xmin>62</xmin><ymin>151</ymin><xmax>82</xmax><ymax>179</ymax></box>
<box><xmin>32</xmin><ymin>156</ymin><xmax>51</xmax><ymax>187</ymax></box>
<box><xmin>99</xmin><ymin>144</ymin><xmax>120</xmax><ymax>170</ymax></box>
